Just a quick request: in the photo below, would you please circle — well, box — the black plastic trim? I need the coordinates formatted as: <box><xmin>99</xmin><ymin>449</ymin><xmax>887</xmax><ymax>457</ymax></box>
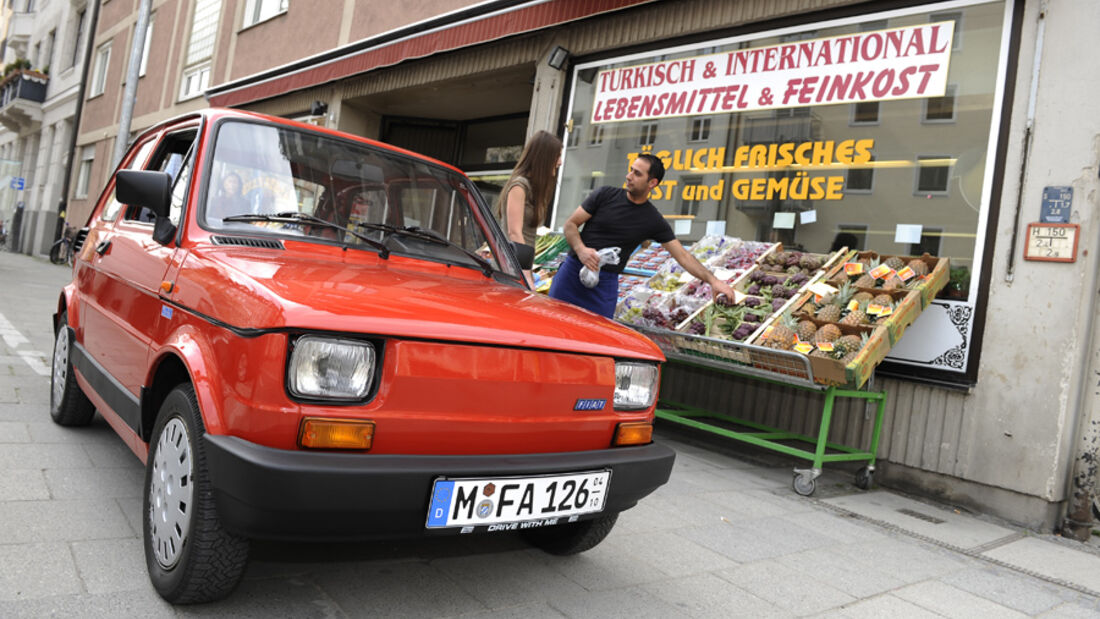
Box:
<box><xmin>70</xmin><ymin>339</ymin><xmax>141</xmax><ymax>434</ymax></box>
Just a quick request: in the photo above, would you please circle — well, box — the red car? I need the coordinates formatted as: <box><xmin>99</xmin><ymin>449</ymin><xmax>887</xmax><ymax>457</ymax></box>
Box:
<box><xmin>50</xmin><ymin>109</ymin><xmax>674</xmax><ymax>603</ymax></box>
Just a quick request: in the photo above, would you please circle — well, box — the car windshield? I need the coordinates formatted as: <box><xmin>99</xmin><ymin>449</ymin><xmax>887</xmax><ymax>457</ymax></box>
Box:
<box><xmin>202</xmin><ymin>120</ymin><xmax>520</xmax><ymax>279</ymax></box>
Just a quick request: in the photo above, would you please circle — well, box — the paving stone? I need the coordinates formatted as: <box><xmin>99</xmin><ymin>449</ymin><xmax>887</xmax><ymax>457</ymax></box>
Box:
<box><xmin>0</xmin><ymin>403</ymin><xmax>47</xmax><ymax>422</ymax></box>
<box><xmin>0</xmin><ymin>542</ymin><xmax>83</xmax><ymax>601</ymax></box>
<box><xmin>647</xmin><ymin>572</ymin><xmax>784</xmax><ymax>618</ymax></box>
<box><xmin>433</xmin><ymin>548</ymin><xmax>587</xmax><ymax>609</ymax></box>
<box><xmin>312</xmin><ymin>560</ymin><xmax>487</xmax><ymax>618</ymax></box>
<box><xmin>546</xmin><ymin>584</ymin><xmax>691</xmax><ymax>619</ymax></box>
<box><xmin>603</xmin><ymin>528</ymin><xmax>739</xmax><ymax>578</ymax></box>
<box><xmin>447</xmin><ymin>600</ymin><xmax>567</xmax><ymax>618</ymax></box>
<box><xmin>0</xmin><ymin>588</ymin><xmax>175</xmax><ymax>618</ymax></box>
<box><xmin>0</xmin><ymin>443</ymin><xmax>92</xmax><ymax>469</ymax></box>
<box><xmin>116</xmin><ymin>497</ymin><xmax>144</xmax><ymax>538</ymax></box>
<box><xmin>983</xmin><ymin>536</ymin><xmax>1100</xmax><ymax>595</ymax></box>
<box><xmin>814</xmin><ymin>593</ymin><xmax>942</xmax><ymax>618</ymax></box>
<box><xmin>780</xmin><ymin>508</ymin><xmax>891</xmax><ymax>545</ymax></box>
<box><xmin>26</xmin><ymin>419</ymin><xmax>118</xmax><ymax>444</ymax></box>
<box><xmin>640</xmin><ymin>488</ymin><xmax>746</xmax><ymax>529</ymax></box>
<box><xmin>44</xmin><ymin>467</ymin><xmax>144</xmax><ymax>500</ymax></box>
<box><xmin>0</xmin><ymin>421</ymin><xmax>29</xmax><ymax>442</ymax></box>
<box><xmin>70</xmin><ymin>539</ymin><xmax>148</xmax><ymax>595</ymax></box>
<box><xmin>531</xmin><ymin>539</ymin><xmax>669</xmax><ymax>592</ymax></box>
<box><xmin>0</xmin><ymin>468</ymin><xmax>50</xmax><ymax>501</ymax></box>
<box><xmin>714</xmin><ymin>558</ymin><xmax>855</xmax><ymax>615</ymax></box>
<box><xmin>83</xmin><ymin>438</ymin><xmax>143</xmax><ymax>469</ymax></box>
<box><xmin>0</xmin><ymin>499</ymin><xmax>133</xmax><ymax>544</ymax></box>
<box><xmin>699</xmin><ymin>487</ymin><xmax>816</xmax><ymax>519</ymax></box>
<box><xmin>1038</xmin><ymin>601</ymin><xmax>1100</xmax><ymax>618</ymax></box>
<box><xmin>774</xmin><ymin>546</ymin><xmax>906</xmax><ymax>599</ymax></box>
<box><xmin>829</xmin><ymin>537</ymin><xmax>971</xmax><ymax>584</ymax></box>
<box><xmin>944</xmin><ymin>565</ymin><xmax>1079</xmax><ymax>615</ymax></box>
<box><xmin>893</xmin><ymin>579</ymin><xmax>1027</xmax><ymax>618</ymax></box>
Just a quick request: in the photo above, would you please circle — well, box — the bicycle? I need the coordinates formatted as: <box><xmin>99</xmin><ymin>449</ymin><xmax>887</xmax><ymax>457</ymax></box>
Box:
<box><xmin>49</xmin><ymin>235</ymin><xmax>73</xmax><ymax>265</ymax></box>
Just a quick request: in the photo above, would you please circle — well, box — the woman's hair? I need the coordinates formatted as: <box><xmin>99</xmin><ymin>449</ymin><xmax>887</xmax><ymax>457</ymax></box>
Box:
<box><xmin>503</xmin><ymin>130</ymin><xmax>563</xmax><ymax>228</ymax></box>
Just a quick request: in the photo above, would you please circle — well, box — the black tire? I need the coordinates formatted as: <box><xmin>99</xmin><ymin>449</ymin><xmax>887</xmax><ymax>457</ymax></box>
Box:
<box><xmin>50</xmin><ymin>312</ymin><xmax>95</xmax><ymax>426</ymax></box>
<box><xmin>143</xmin><ymin>384</ymin><xmax>249</xmax><ymax>604</ymax></box>
<box><xmin>523</xmin><ymin>513</ymin><xmax>618</xmax><ymax>555</ymax></box>
<box><xmin>49</xmin><ymin>242</ymin><xmax>64</xmax><ymax>265</ymax></box>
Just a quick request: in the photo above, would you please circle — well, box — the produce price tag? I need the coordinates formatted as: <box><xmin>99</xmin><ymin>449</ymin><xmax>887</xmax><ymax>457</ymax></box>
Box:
<box><xmin>878</xmin><ymin>305</ymin><xmax>894</xmax><ymax>317</ymax></box>
<box><xmin>713</xmin><ymin>267</ymin><xmax>737</xmax><ymax>281</ymax></box>
<box><xmin>846</xmin><ymin>300</ymin><xmax>860</xmax><ymax>312</ymax></box>
<box><xmin>678</xmin><ymin>271</ymin><xmax>696</xmax><ymax>283</ymax></box>
<box><xmin>808</xmin><ymin>282</ymin><xmax>837</xmax><ymax>297</ymax></box>
<box><xmin>731</xmin><ymin>290</ymin><xmax>747</xmax><ymax>305</ymax></box>
<box><xmin>869</xmin><ymin>264</ymin><xmax>894</xmax><ymax>280</ymax></box>
<box><xmin>896</xmin><ymin>266</ymin><xmax>916</xmax><ymax>281</ymax></box>
<box><xmin>867</xmin><ymin>304</ymin><xmax>884</xmax><ymax>316</ymax></box>
<box><xmin>762</xmin><ymin>325</ymin><xmax>775</xmax><ymax>339</ymax></box>
<box><xmin>844</xmin><ymin>262</ymin><xmax>863</xmax><ymax>275</ymax></box>
<box><xmin>816</xmin><ymin>341</ymin><xmax>835</xmax><ymax>352</ymax></box>
<box><xmin>794</xmin><ymin>342</ymin><xmax>813</xmax><ymax>354</ymax></box>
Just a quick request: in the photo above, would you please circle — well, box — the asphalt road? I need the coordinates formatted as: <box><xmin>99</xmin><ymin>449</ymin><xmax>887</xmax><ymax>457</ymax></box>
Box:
<box><xmin>1</xmin><ymin>249</ymin><xmax>1098</xmax><ymax>617</ymax></box>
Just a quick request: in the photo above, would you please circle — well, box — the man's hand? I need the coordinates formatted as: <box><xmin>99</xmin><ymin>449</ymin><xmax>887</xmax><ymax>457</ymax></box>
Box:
<box><xmin>710</xmin><ymin>279</ymin><xmax>736</xmax><ymax>305</ymax></box>
<box><xmin>562</xmin><ymin>206</ymin><xmax>599</xmax><ymax>271</ymax></box>
<box><xmin>577</xmin><ymin>246</ymin><xmax>600</xmax><ymax>271</ymax></box>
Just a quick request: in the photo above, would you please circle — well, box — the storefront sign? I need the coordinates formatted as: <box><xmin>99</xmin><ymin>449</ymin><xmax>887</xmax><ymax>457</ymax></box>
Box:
<box><xmin>591</xmin><ymin>21</ymin><xmax>954</xmax><ymax>123</ymax></box>
<box><xmin>1024</xmin><ymin>223</ymin><xmax>1079</xmax><ymax>263</ymax></box>
<box><xmin>1040</xmin><ymin>186</ymin><xmax>1071</xmax><ymax>223</ymax></box>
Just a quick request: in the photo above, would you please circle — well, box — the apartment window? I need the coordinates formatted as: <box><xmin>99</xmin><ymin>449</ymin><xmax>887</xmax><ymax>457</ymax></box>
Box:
<box><xmin>75</xmin><ymin>145</ymin><xmax>94</xmax><ymax>199</ymax></box>
<box><xmin>567</xmin><ymin>122</ymin><xmax>581</xmax><ymax>148</ymax></box>
<box><xmin>70</xmin><ymin>9</ymin><xmax>86</xmax><ymax>69</ymax></box>
<box><xmin>588</xmin><ymin>124</ymin><xmax>604</xmax><ymax>146</ymax></box>
<box><xmin>638</xmin><ymin>123</ymin><xmax>657</xmax><ymax>146</ymax></box>
<box><xmin>89</xmin><ymin>42</ymin><xmax>110</xmax><ymax>97</ymax></box>
<box><xmin>909</xmin><ymin>227</ymin><xmax>942</xmax><ymax>257</ymax></box>
<box><xmin>915</xmin><ymin>156</ymin><xmax>952</xmax><ymax>195</ymax></box>
<box><xmin>690</xmin><ymin>118</ymin><xmax>711</xmax><ymax>142</ymax></box>
<box><xmin>45</xmin><ymin>29</ymin><xmax>55</xmax><ymax>71</ymax></box>
<box><xmin>923</xmin><ymin>84</ymin><xmax>958</xmax><ymax>123</ymax></box>
<box><xmin>243</xmin><ymin>0</ymin><xmax>288</xmax><ymax>28</ymax></box>
<box><xmin>930</xmin><ymin>11</ymin><xmax>963</xmax><ymax>51</ymax></box>
<box><xmin>180</xmin><ymin>0</ymin><xmax>221</xmax><ymax>100</ymax></box>
<box><xmin>679</xmin><ymin>175</ymin><xmax>702</xmax><ymax>216</ymax></box>
<box><xmin>24</xmin><ymin>0</ymin><xmax>34</xmax><ymax>12</ymax></box>
<box><xmin>846</xmin><ymin>156</ymin><xmax>874</xmax><ymax>193</ymax></box>
<box><xmin>851</xmin><ymin>101</ymin><xmax>879</xmax><ymax>125</ymax></box>
<box><xmin>139</xmin><ymin>17</ymin><xmax>154</xmax><ymax>77</ymax></box>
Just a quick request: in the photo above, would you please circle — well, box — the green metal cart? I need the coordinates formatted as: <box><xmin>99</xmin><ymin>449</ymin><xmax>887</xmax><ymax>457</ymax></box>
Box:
<box><xmin>630</xmin><ymin>324</ymin><xmax>887</xmax><ymax>496</ymax></box>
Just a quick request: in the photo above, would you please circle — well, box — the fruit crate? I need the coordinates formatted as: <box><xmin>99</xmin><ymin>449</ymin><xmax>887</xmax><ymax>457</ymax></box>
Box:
<box><xmin>791</xmin><ymin>287</ymin><xmax>923</xmax><ymax>346</ymax></box>
<box><xmin>627</xmin><ymin>321</ymin><xmax>888</xmax><ymax>497</ymax></box>
<box><xmin>826</xmin><ymin>251</ymin><xmax>949</xmax><ymax>309</ymax></box>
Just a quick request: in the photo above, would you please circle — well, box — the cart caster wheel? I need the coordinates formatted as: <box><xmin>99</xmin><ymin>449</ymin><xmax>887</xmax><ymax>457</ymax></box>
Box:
<box><xmin>854</xmin><ymin>466</ymin><xmax>873</xmax><ymax>490</ymax></box>
<box><xmin>793</xmin><ymin>472</ymin><xmax>817</xmax><ymax>496</ymax></box>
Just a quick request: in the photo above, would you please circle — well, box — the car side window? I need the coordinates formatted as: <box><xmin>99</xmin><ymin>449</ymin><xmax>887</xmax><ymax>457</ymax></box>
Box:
<box><xmin>125</xmin><ymin>128</ymin><xmax>197</xmax><ymax>223</ymax></box>
<box><xmin>101</xmin><ymin>138</ymin><xmax>158</xmax><ymax>222</ymax></box>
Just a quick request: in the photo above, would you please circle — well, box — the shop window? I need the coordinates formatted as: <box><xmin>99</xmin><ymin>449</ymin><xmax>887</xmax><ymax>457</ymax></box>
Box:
<box><xmin>690</xmin><ymin>118</ymin><xmax>711</xmax><ymax>142</ymax></box>
<box><xmin>923</xmin><ymin>84</ymin><xmax>957</xmax><ymax>123</ymax></box>
<box><xmin>915</xmin><ymin>156</ymin><xmax>952</xmax><ymax>196</ymax></box>
<box><xmin>89</xmin><ymin>42</ymin><xmax>110</xmax><ymax>97</ymax></box>
<box><xmin>930</xmin><ymin>11</ymin><xmax>963</xmax><ymax>50</ymax></box>
<box><xmin>588</xmin><ymin>124</ymin><xmax>604</xmax><ymax>146</ymax></box>
<box><xmin>638</xmin><ymin>123</ymin><xmax>658</xmax><ymax>146</ymax></box>
<box><xmin>909</xmin><ymin>227</ymin><xmax>943</xmax><ymax>257</ymax></box>
<box><xmin>846</xmin><ymin>156</ymin><xmax>874</xmax><ymax>193</ymax></box>
<box><xmin>851</xmin><ymin>101</ymin><xmax>879</xmax><ymax>125</ymax></box>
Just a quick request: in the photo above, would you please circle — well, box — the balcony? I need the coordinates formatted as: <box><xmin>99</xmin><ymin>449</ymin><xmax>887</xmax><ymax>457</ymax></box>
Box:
<box><xmin>0</xmin><ymin>70</ymin><xmax>47</xmax><ymax>133</ymax></box>
<box><xmin>6</xmin><ymin>12</ymin><xmax>34</xmax><ymax>52</ymax></box>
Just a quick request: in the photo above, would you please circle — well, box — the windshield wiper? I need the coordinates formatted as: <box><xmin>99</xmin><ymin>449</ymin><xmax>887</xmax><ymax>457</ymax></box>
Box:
<box><xmin>355</xmin><ymin>223</ymin><xmax>495</xmax><ymax>277</ymax></box>
<box><xmin>221</xmin><ymin>212</ymin><xmax>390</xmax><ymax>258</ymax></box>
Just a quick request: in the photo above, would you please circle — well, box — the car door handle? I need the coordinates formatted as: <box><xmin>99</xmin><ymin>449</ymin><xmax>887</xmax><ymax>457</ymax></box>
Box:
<box><xmin>95</xmin><ymin>240</ymin><xmax>112</xmax><ymax>255</ymax></box>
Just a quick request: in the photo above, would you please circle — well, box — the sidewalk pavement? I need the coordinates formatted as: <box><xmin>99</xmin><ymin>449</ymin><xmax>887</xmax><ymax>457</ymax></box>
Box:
<box><xmin>2</xmin><ymin>247</ymin><xmax>1100</xmax><ymax>616</ymax></box>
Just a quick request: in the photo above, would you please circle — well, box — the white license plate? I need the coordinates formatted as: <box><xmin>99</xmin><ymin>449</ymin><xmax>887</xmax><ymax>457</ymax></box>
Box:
<box><xmin>426</xmin><ymin>470</ymin><xmax>611</xmax><ymax>529</ymax></box>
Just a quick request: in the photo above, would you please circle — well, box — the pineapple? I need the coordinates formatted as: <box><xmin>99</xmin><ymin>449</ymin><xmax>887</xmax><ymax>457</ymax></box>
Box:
<box><xmin>872</xmin><ymin>292</ymin><xmax>893</xmax><ymax>307</ymax></box>
<box><xmin>884</xmin><ymin>255</ymin><xmax>905</xmax><ymax>271</ymax></box>
<box><xmin>765</xmin><ymin>313</ymin><xmax>798</xmax><ymax>350</ymax></box>
<box><xmin>839</xmin><ymin>333</ymin><xmax>871</xmax><ymax>366</ymax></box>
<box><xmin>809</xmin><ymin>349</ymin><xmax>832</xmax><ymax>358</ymax></box>
<box><xmin>907</xmin><ymin>258</ymin><xmax>930</xmax><ymax>276</ymax></box>
<box><xmin>796</xmin><ymin>319</ymin><xmax>817</xmax><ymax>343</ymax></box>
<box><xmin>817</xmin><ymin>281</ymin><xmax>854</xmax><ymax>322</ymax></box>
<box><xmin>853</xmin><ymin>258</ymin><xmax>879</xmax><ymax>288</ymax></box>
<box><xmin>852</xmin><ymin>291</ymin><xmax>874</xmax><ymax>304</ymax></box>
<box><xmin>834</xmin><ymin>334</ymin><xmax>863</xmax><ymax>356</ymax></box>
<box><xmin>882</xmin><ymin>275</ymin><xmax>904</xmax><ymax>291</ymax></box>
<box><xmin>840</xmin><ymin>300</ymin><xmax>868</xmax><ymax>326</ymax></box>
<box><xmin>813</xmin><ymin>323</ymin><xmax>841</xmax><ymax>344</ymax></box>
<box><xmin>816</xmin><ymin>303</ymin><xmax>842</xmax><ymax>323</ymax></box>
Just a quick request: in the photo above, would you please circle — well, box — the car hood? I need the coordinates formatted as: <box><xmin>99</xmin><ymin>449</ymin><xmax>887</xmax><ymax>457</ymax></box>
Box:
<box><xmin>172</xmin><ymin>245</ymin><xmax>663</xmax><ymax>361</ymax></box>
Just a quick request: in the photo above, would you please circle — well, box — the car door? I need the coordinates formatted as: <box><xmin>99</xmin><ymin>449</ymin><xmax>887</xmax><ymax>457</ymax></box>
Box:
<box><xmin>79</xmin><ymin>126</ymin><xmax>198</xmax><ymax>430</ymax></box>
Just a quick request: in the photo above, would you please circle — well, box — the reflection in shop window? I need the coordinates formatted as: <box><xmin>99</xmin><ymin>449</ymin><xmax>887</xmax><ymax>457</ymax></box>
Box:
<box><xmin>916</xmin><ymin>156</ymin><xmax>952</xmax><ymax>195</ymax></box>
<box><xmin>690</xmin><ymin>118</ymin><xmax>711</xmax><ymax>142</ymax></box>
<box><xmin>639</xmin><ymin>123</ymin><xmax>658</xmax><ymax>146</ymax></box>
<box><xmin>680</xmin><ymin>175</ymin><xmax>702</xmax><ymax>216</ymax></box>
<box><xmin>930</xmin><ymin>11</ymin><xmax>963</xmax><ymax>50</ymax></box>
<box><xmin>588</xmin><ymin>124</ymin><xmax>605</xmax><ymax>146</ymax></box>
<box><xmin>851</xmin><ymin>101</ymin><xmax>879</xmax><ymax>125</ymax></box>
<box><xmin>567</xmin><ymin>122</ymin><xmax>582</xmax><ymax>148</ymax></box>
<box><xmin>846</xmin><ymin>156</ymin><xmax>874</xmax><ymax>193</ymax></box>
<box><xmin>909</xmin><ymin>227</ymin><xmax>943</xmax><ymax>257</ymax></box>
<box><xmin>924</xmin><ymin>84</ymin><xmax>958</xmax><ymax>122</ymax></box>
<box><xmin>835</xmin><ymin>224</ymin><xmax>868</xmax><ymax>251</ymax></box>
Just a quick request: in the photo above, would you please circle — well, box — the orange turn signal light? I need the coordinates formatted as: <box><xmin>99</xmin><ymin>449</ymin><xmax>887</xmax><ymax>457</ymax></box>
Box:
<box><xmin>299</xmin><ymin>417</ymin><xmax>374</xmax><ymax>450</ymax></box>
<box><xmin>613</xmin><ymin>421</ymin><xmax>653</xmax><ymax>446</ymax></box>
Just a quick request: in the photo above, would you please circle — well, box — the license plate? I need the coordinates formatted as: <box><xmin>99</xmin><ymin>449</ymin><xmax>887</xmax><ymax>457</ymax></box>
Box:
<box><xmin>425</xmin><ymin>470</ymin><xmax>611</xmax><ymax>529</ymax></box>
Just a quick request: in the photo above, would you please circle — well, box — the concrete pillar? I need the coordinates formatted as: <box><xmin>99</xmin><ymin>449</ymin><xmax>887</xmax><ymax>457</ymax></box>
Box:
<box><xmin>527</xmin><ymin>44</ymin><xmax>568</xmax><ymax>139</ymax></box>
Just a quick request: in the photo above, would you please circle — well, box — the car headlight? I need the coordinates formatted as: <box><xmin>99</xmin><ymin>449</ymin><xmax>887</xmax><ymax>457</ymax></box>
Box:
<box><xmin>288</xmin><ymin>336</ymin><xmax>376</xmax><ymax>401</ymax></box>
<box><xmin>614</xmin><ymin>361</ymin><xmax>658</xmax><ymax>411</ymax></box>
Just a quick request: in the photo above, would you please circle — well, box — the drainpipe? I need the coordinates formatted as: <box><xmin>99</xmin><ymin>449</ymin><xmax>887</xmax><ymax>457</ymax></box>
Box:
<box><xmin>112</xmin><ymin>0</ymin><xmax>152</xmax><ymax>168</ymax></box>
<box><xmin>56</xmin><ymin>0</ymin><xmax>100</xmax><ymax>235</ymax></box>
<box><xmin>1003</xmin><ymin>1</ymin><xmax>1046</xmax><ymax>284</ymax></box>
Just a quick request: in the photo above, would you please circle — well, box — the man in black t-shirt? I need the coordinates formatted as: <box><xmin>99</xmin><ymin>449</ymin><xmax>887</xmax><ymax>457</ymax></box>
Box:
<box><xmin>548</xmin><ymin>153</ymin><xmax>735</xmax><ymax>318</ymax></box>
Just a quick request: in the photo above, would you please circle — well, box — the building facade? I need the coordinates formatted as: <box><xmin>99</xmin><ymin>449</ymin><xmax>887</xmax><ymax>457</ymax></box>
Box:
<box><xmin>73</xmin><ymin>0</ymin><xmax>1100</xmax><ymax>534</ymax></box>
<box><xmin>0</xmin><ymin>0</ymin><xmax>94</xmax><ymax>255</ymax></box>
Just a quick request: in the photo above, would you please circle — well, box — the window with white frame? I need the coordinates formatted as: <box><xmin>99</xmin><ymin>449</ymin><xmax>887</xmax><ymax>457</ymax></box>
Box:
<box><xmin>243</xmin><ymin>0</ymin><xmax>287</xmax><ymax>28</ymax></box>
<box><xmin>690</xmin><ymin>118</ymin><xmax>711</xmax><ymax>142</ymax></box>
<box><xmin>180</xmin><ymin>0</ymin><xmax>221</xmax><ymax>100</ymax></box>
<box><xmin>139</xmin><ymin>16</ymin><xmax>154</xmax><ymax>77</ymax></box>
<box><xmin>69</xmin><ymin>8</ymin><xmax>86</xmax><ymax>69</ymax></box>
<box><xmin>567</xmin><ymin>122</ymin><xmax>582</xmax><ymax>148</ymax></box>
<box><xmin>588</xmin><ymin>124</ymin><xmax>604</xmax><ymax>146</ymax></box>
<box><xmin>89</xmin><ymin>42</ymin><xmax>110</xmax><ymax>97</ymax></box>
<box><xmin>915</xmin><ymin>155</ymin><xmax>952</xmax><ymax>195</ymax></box>
<box><xmin>923</xmin><ymin>84</ymin><xmax>958</xmax><ymax>123</ymax></box>
<box><xmin>638</xmin><ymin>123</ymin><xmax>657</xmax><ymax>146</ymax></box>
<box><xmin>75</xmin><ymin>145</ymin><xmax>95</xmax><ymax>199</ymax></box>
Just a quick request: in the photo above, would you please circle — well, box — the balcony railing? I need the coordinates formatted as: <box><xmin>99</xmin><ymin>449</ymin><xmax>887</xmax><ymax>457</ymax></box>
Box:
<box><xmin>0</xmin><ymin>70</ymin><xmax>47</xmax><ymax>132</ymax></box>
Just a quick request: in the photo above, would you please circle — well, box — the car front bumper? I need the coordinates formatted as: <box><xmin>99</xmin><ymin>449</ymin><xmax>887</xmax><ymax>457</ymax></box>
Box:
<box><xmin>203</xmin><ymin>434</ymin><xmax>676</xmax><ymax>541</ymax></box>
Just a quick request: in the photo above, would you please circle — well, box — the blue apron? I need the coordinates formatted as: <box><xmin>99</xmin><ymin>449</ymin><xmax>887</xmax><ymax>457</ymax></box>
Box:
<box><xmin>548</xmin><ymin>255</ymin><xmax>619</xmax><ymax>318</ymax></box>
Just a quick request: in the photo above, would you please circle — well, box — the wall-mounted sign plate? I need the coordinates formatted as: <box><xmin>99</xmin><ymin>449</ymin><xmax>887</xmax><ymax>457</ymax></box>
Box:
<box><xmin>1024</xmin><ymin>223</ymin><xmax>1079</xmax><ymax>262</ymax></box>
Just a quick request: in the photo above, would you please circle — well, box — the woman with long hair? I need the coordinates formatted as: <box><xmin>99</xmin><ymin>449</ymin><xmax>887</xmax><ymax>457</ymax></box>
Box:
<box><xmin>498</xmin><ymin>129</ymin><xmax>563</xmax><ymax>249</ymax></box>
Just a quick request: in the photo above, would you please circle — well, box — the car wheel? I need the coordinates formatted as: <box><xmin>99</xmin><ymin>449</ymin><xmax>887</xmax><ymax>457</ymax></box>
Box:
<box><xmin>144</xmin><ymin>384</ymin><xmax>249</xmax><ymax>603</ymax></box>
<box><xmin>522</xmin><ymin>513</ymin><xmax>618</xmax><ymax>556</ymax></box>
<box><xmin>50</xmin><ymin>311</ymin><xmax>95</xmax><ymax>427</ymax></box>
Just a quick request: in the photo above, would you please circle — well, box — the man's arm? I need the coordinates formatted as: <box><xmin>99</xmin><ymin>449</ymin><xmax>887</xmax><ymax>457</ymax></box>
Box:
<box><xmin>663</xmin><ymin>239</ymin><xmax>736</xmax><ymax>301</ymax></box>
<box><xmin>562</xmin><ymin>206</ymin><xmax>600</xmax><ymax>271</ymax></box>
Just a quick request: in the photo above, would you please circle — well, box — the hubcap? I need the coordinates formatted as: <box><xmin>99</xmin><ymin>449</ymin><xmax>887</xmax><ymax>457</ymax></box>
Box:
<box><xmin>51</xmin><ymin>327</ymin><xmax>69</xmax><ymax>407</ymax></box>
<box><xmin>149</xmin><ymin>417</ymin><xmax>194</xmax><ymax>569</ymax></box>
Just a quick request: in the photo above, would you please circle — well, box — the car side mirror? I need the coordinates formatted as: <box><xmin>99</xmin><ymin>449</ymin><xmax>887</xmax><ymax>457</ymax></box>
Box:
<box><xmin>152</xmin><ymin>217</ymin><xmax>177</xmax><ymax>246</ymax></box>
<box><xmin>115</xmin><ymin>170</ymin><xmax>171</xmax><ymax>219</ymax></box>
<box><xmin>511</xmin><ymin>241</ymin><xmax>535</xmax><ymax>270</ymax></box>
